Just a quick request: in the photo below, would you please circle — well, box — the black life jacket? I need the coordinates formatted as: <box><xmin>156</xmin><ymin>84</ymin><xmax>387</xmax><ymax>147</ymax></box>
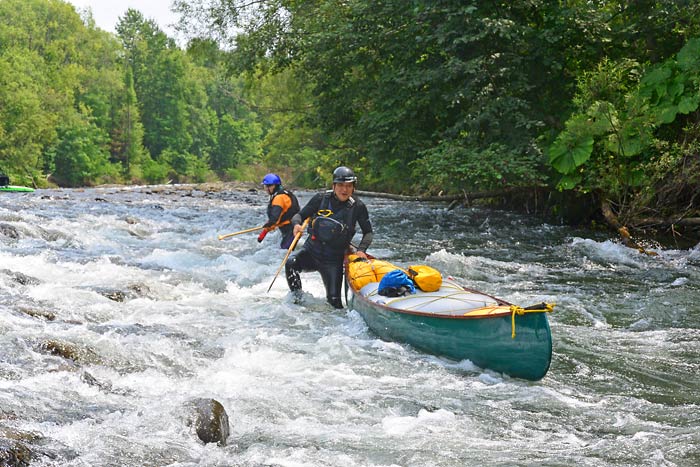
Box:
<box><xmin>267</xmin><ymin>188</ymin><xmax>300</xmax><ymax>226</ymax></box>
<box><xmin>310</xmin><ymin>191</ymin><xmax>356</xmax><ymax>250</ymax></box>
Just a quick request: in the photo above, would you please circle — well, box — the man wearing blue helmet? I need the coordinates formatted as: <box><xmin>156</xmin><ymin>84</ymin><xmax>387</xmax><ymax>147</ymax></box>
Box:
<box><xmin>285</xmin><ymin>166</ymin><xmax>373</xmax><ymax>308</ymax></box>
<box><xmin>259</xmin><ymin>173</ymin><xmax>300</xmax><ymax>248</ymax></box>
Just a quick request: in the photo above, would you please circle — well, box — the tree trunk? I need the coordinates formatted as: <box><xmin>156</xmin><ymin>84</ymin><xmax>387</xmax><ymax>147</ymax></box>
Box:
<box><xmin>601</xmin><ymin>200</ymin><xmax>658</xmax><ymax>256</ymax></box>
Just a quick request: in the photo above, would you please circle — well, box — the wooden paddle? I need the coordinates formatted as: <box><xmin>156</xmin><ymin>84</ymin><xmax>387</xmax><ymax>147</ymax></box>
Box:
<box><xmin>217</xmin><ymin>225</ymin><xmax>265</xmax><ymax>241</ymax></box>
<box><xmin>267</xmin><ymin>217</ymin><xmax>310</xmax><ymax>292</ymax></box>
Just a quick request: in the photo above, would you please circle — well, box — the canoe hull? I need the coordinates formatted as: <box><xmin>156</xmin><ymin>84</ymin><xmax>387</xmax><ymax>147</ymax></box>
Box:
<box><xmin>348</xmin><ymin>285</ymin><xmax>552</xmax><ymax>381</ymax></box>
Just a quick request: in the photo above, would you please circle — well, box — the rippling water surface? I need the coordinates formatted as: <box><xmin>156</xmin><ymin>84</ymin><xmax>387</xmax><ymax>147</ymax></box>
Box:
<box><xmin>1</xmin><ymin>185</ymin><xmax>699</xmax><ymax>466</ymax></box>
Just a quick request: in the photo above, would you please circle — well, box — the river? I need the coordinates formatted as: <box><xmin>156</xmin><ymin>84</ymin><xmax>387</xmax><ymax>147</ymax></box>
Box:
<box><xmin>1</xmin><ymin>185</ymin><xmax>698</xmax><ymax>466</ymax></box>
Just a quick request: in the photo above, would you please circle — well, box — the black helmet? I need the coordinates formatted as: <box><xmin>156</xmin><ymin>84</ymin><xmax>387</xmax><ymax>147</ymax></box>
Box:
<box><xmin>332</xmin><ymin>166</ymin><xmax>357</xmax><ymax>184</ymax></box>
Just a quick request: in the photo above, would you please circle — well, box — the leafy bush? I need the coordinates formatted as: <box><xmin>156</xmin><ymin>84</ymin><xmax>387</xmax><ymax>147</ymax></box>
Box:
<box><xmin>547</xmin><ymin>38</ymin><xmax>700</xmax><ymax>219</ymax></box>
<box><xmin>48</xmin><ymin>120</ymin><xmax>120</xmax><ymax>187</ymax></box>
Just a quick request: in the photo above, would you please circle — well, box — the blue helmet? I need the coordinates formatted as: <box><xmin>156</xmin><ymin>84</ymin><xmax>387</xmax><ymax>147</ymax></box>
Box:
<box><xmin>261</xmin><ymin>173</ymin><xmax>282</xmax><ymax>185</ymax></box>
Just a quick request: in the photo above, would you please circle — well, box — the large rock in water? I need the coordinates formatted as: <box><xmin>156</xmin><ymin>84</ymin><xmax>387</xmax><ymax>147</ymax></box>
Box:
<box><xmin>186</xmin><ymin>398</ymin><xmax>230</xmax><ymax>446</ymax></box>
<box><xmin>0</xmin><ymin>427</ymin><xmax>34</xmax><ymax>467</ymax></box>
<box><xmin>0</xmin><ymin>439</ymin><xmax>31</xmax><ymax>467</ymax></box>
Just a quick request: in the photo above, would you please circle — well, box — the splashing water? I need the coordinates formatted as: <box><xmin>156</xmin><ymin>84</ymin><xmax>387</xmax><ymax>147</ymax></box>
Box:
<box><xmin>1</xmin><ymin>186</ymin><xmax>699</xmax><ymax>466</ymax></box>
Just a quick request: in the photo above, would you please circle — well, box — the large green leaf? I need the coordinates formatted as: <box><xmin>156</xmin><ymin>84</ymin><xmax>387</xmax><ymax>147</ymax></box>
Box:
<box><xmin>656</xmin><ymin>105</ymin><xmax>678</xmax><ymax>124</ymax></box>
<box><xmin>641</xmin><ymin>66</ymin><xmax>672</xmax><ymax>87</ymax></box>
<box><xmin>556</xmin><ymin>173</ymin><xmax>582</xmax><ymax>190</ymax></box>
<box><xmin>677</xmin><ymin>38</ymin><xmax>700</xmax><ymax>72</ymax></box>
<box><xmin>606</xmin><ymin>132</ymin><xmax>643</xmax><ymax>157</ymax></box>
<box><xmin>666</xmin><ymin>78</ymin><xmax>684</xmax><ymax>98</ymax></box>
<box><xmin>640</xmin><ymin>66</ymin><xmax>673</xmax><ymax>104</ymax></box>
<box><xmin>678</xmin><ymin>95</ymin><xmax>700</xmax><ymax>114</ymax></box>
<box><xmin>549</xmin><ymin>132</ymin><xmax>594</xmax><ymax>174</ymax></box>
<box><xmin>606</xmin><ymin>122</ymin><xmax>647</xmax><ymax>157</ymax></box>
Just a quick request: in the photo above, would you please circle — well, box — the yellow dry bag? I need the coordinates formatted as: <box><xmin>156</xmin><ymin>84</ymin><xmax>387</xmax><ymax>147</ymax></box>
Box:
<box><xmin>407</xmin><ymin>265</ymin><xmax>443</xmax><ymax>292</ymax></box>
<box><xmin>347</xmin><ymin>256</ymin><xmax>398</xmax><ymax>290</ymax></box>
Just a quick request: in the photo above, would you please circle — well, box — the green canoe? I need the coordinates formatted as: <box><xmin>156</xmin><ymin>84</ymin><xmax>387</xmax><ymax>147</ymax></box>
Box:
<box><xmin>345</xmin><ymin>255</ymin><xmax>554</xmax><ymax>381</ymax></box>
<box><xmin>0</xmin><ymin>185</ymin><xmax>35</xmax><ymax>192</ymax></box>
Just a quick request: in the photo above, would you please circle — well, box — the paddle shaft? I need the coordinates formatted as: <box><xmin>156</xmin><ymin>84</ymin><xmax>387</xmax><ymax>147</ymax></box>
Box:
<box><xmin>217</xmin><ymin>225</ymin><xmax>264</xmax><ymax>241</ymax></box>
<box><xmin>267</xmin><ymin>217</ymin><xmax>310</xmax><ymax>292</ymax></box>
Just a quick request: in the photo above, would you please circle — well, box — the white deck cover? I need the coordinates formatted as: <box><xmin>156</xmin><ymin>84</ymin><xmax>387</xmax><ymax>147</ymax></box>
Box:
<box><xmin>358</xmin><ymin>278</ymin><xmax>501</xmax><ymax>315</ymax></box>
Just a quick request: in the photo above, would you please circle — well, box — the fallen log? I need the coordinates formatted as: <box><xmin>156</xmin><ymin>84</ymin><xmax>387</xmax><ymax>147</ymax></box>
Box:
<box><xmin>601</xmin><ymin>200</ymin><xmax>658</xmax><ymax>256</ymax></box>
<box><xmin>355</xmin><ymin>187</ymin><xmax>530</xmax><ymax>203</ymax></box>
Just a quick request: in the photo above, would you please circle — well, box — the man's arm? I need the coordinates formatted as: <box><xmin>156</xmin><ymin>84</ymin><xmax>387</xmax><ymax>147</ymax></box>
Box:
<box><xmin>355</xmin><ymin>202</ymin><xmax>373</xmax><ymax>253</ymax></box>
<box><xmin>265</xmin><ymin>205</ymin><xmax>283</xmax><ymax>228</ymax></box>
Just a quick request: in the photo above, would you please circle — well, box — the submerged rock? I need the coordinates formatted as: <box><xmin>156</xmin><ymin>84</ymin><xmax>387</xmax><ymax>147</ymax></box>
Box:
<box><xmin>0</xmin><ymin>427</ymin><xmax>38</xmax><ymax>467</ymax></box>
<box><xmin>37</xmin><ymin>339</ymin><xmax>101</xmax><ymax>365</ymax></box>
<box><xmin>0</xmin><ymin>439</ymin><xmax>31</xmax><ymax>467</ymax></box>
<box><xmin>92</xmin><ymin>287</ymin><xmax>132</xmax><ymax>302</ymax></box>
<box><xmin>18</xmin><ymin>306</ymin><xmax>56</xmax><ymax>321</ymax></box>
<box><xmin>0</xmin><ymin>270</ymin><xmax>41</xmax><ymax>286</ymax></box>
<box><xmin>0</xmin><ymin>223</ymin><xmax>20</xmax><ymax>239</ymax></box>
<box><xmin>185</xmin><ymin>398</ymin><xmax>230</xmax><ymax>446</ymax></box>
<box><xmin>80</xmin><ymin>371</ymin><xmax>113</xmax><ymax>392</ymax></box>
<box><xmin>127</xmin><ymin>282</ymin><xmax>151</xmax><ymax>297</ymax></box>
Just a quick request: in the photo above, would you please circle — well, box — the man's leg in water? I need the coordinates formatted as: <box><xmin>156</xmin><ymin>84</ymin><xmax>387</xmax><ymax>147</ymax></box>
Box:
<box><xmin>319</xmin><ymin>261</ymin><xmax>344</xmax><ymax>309</ymax></box>
<box><xmin>285</xmin><ymin>248</ymin><xmax>315</xmax><ymax>302</ymax></box>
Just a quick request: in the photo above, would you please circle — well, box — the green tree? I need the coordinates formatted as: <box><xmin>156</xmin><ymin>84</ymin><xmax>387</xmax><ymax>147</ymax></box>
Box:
<box><xmin>0</xmin><ymin>0</ymin><xmax>138</xmax><ymax>186</ymax></box>
<box><xmin>186</xmin><ymin>38</ymin><xmax>264</xmax><ymax>178</ymax></box>
<box><xmin>0</xmin><ymin>49</ymin><xmax>56</xmax><ymax>185</ymax></box>
<box><xmin>110</xmin><ymin>67</ymin><xmax>149</xmax><ymax>180</ymax></box>
<box><xmin>47</xmin><ymin>115</ymin><xmax>120</xmax><ymax>187</ymax></box>
<box><xmin>175</xmin><ymin>0</ymin><xmax>700</xmax><ymax>196</ymax></box>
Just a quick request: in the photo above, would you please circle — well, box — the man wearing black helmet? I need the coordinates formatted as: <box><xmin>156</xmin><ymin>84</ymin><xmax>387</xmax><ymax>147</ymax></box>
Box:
<box><xmin>285</xmin><ymin>166</ymin><xmax>373</xmax><ymax>309</ymax></box>
<box><xmin>258</xmin><ymin>173</ymin><xmax>300</xmax><ymax>248</ymax></box>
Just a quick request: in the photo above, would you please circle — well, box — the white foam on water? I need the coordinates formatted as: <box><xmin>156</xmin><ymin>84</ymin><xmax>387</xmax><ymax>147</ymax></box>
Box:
<box><xmin>569</xmin><ymin>237</ymin><xmax>647</xmax><ymax>268</ymax></box>
<box><xmin>381</xmin><ymin>408</ymin><xmax>456</xmax><ymax>436</ymax></box>
<box><xmin>2</xmin><ymin>188</ymin><xmax>698</xmax><ymax>467</ymax></box>
<box><xmin>670</xmin><ymin>277</ymin><xmax>688</xmax><ymax>286</ymax></box>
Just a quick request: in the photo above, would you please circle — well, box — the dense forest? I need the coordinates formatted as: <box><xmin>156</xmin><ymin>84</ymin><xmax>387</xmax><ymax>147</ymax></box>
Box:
<box><xmin>1</xmin><ymin>0</ymin><xmax>700</xmax><ymax>239</ymax></box>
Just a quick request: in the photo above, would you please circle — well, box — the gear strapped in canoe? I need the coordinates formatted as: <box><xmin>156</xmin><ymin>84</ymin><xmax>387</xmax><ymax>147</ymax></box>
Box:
<box><xmin>347</xmin><ymin>255</ymin><xmax>555</xmax><ymax>339</ymax></box>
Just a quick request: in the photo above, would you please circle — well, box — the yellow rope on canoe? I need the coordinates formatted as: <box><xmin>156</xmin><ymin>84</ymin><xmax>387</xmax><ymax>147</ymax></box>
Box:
<box><xmin>510</xmin><ymin>303</ymin><xmax>555</xmax><ymax>339</ymax></box>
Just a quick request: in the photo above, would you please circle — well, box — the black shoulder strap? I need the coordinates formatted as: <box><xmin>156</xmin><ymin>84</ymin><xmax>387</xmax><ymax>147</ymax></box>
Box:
<box><xmin>320</xmin><ymin>190</ymin><xmax>333</xmax><ymax>211</ymax></box>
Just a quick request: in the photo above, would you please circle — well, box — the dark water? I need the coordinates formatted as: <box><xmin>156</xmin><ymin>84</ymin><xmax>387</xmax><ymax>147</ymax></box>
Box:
<box><xmin>1</xmin><ymin>185</ymin><xmax>698</xmax><ymax>466</ymax></box>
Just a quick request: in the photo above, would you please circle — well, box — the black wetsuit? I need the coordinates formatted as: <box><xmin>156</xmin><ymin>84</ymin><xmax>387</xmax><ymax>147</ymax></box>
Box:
<box><xmin>285</xmin><ymin>191</ymin><xmax>373</xmax><ymax>308</ymax></box>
